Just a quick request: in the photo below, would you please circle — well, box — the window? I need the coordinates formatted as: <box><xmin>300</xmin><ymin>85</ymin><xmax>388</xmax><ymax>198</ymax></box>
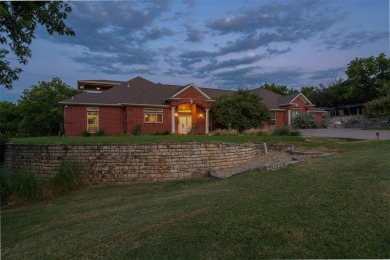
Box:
<box><xmin>178</xmin><ymin>103</ymin><xmax>192</xmax><ymax>113</ymax></box>
<box><xmin>144</xmin><ymin>108</ymin><xmax>163</xmax><ymax>123</ymax></box>
<box><xmin>270</xmin><ymin>111</ymin><xmax>276</xmax><ymax>126</ymax></box>
<box><xmin>87</xmin><ymin>107</ymin><xmax>99</xmax><ymax>112</ymax></box>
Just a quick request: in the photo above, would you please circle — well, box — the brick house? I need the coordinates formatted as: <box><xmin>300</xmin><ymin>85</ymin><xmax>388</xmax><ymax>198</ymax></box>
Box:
<box><xmin>60</xmin><ymin>76</ymin><xmax>324</xmax><ymax>136</ymax></box>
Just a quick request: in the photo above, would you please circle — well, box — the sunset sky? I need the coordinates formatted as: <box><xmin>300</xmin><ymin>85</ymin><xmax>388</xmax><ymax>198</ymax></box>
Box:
<box><xmin>1</xmin><ymin>0</ymin><xmax>389</xmax><ymax>102</ymax></box>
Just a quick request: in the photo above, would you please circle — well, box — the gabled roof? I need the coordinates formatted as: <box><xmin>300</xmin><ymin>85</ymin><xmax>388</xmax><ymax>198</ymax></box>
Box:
<box><xmin>61</xmin><ymin>77</ymin><xmax>320</xmax><ymax>111</ymax></box>
<box><xmin>170</xmin><ymin>83</ymin><xmax>212</xmax><ymax>100</ymax></box>
<box><xmin>250</xmin><ymin>88</ymin><xmax>282</xmax><ymax>109</ymax></box>
<box><xmin>277</xmin><ymin>93</ymin><xmax>313</xmax><ymax>107</ymax></box>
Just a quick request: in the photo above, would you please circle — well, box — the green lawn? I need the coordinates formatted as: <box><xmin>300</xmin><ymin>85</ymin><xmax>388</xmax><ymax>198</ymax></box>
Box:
<box><xmin>2</xmin><ymin>139</ymin><xmax>390</xmax><ymax>258</ymax></box>
<box><xmin>10</xmin><ymin>135</ymin><xmax>301</xmax><ymax>144</ymax></box>
<box><xmin>9</xmin><ymin>135</ymin><xmax>361</xmax><ymax>152</ymax></box>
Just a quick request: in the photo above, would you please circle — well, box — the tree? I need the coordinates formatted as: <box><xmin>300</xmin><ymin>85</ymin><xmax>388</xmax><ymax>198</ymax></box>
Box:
<box><xmin>345</xmin><ymin>53</ymin><xmax>390</xmax><ymax>103</ymax></box>
<box><xmin>261</xmin><ymin>83</ymin><xmax>298</xmax><ymax>96</ymax></box>
<box><xmin>0</xmin><ymin>1</ymin><xmax>75</xmax><ymax>89</ymax></box>
<box><xmin>364</xmin><ymin>96</ymin><xmax>390</xmax><ymax>118</ymax></box>
<box><xmin>18</xmin><ymin>78</ymin><xmax>81</xmax><ymax>136</ymax></box>
<box><xmin>212</xmin><ymin>89</ymin><xmax>270</xmax><ymax>132</ymax></box>
<box><xmin>0</xmin><ymin>101</ymin><xmax>22</xmax><ymax>136</ymax></box>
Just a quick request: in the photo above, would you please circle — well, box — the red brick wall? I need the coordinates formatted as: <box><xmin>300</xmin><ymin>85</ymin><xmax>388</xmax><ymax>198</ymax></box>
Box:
<box><xmin>64</xmin><ymin>105</ymin><xmax>126</xmax><ymax>136</ymax></box>
<box><xmin>170</xmin><ymin>86</ymin><xmax>212</xmax><ymax>109</ymax></box>
<box><xmin>64</xmin><ymin>106</ymin><xmax>87</xmax><ymax>136</ymax></box>
<box><xmin>126</xmin><ymin>106</ymin><xmax>172</xmax><ymax>135</ymax></box>
<box><xmin>99</xmin><ymin>107</ymin><xmax>125</xmax><ymax>135</ymax></box>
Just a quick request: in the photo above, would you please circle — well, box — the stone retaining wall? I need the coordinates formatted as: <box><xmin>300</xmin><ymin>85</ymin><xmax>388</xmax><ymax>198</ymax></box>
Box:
<box><xmin>4</xmin><ymin>143</ymin><xmax>292</xmax><ymax>184</ymax></box>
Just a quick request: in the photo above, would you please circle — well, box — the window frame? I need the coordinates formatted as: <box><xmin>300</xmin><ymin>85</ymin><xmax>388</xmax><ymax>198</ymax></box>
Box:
<box><xmin>270</xmin><ymin>111</ymin><xmax>276</xmax><ymax>126</ymax></box>
<box><xmin>144</xmin><ymin>108</ymin><xmax>163</xmax><ymax>124</ymax></box>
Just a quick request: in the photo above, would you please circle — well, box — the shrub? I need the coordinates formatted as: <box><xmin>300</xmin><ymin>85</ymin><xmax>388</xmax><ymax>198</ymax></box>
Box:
<box><xmin>1</xmin><ymin>168</ymin><xmax>41</xmax><ymax>205</ymax></box>
<box><xmin>53</xmin><ymin>160</ymin><xmax>82</xmax><ymax>194</ymax></box>
<box><xmin>272</xmin><ymin>126</ymin><xmax>301</xmax><ymax>136</ymax></box>
<box><xmin>188</xmin><ymin>124</ymin><xmax>199</xmax><ymax>135</ymax></box>
<box><xmin>152</xmin><ymin>130</ymin><xmax>170</xmax><ymax>135</ymax></box>
<box><xmin>211</xmin><ymin>129</ymin><xmax>239</xmax><ymax>136</ymax></box>
<box><xmin>81</xmin><ymin>131</ymin><xmax>91</xmax><ymax>137</ymax></box>
<box><xmin>292</xmin><ymin>113</ymin><xmax>320</xmax><ymax>129</ymax></box>
<box><xmin>96</xmin><ymin>129</ymin><xmax>105</xmax><ymax>136</ymax></box>
<box><xmin>0</xmin><ymin>134</ymin><xmax>9</xmax><ymax>164</ymax></box>
<box><xmin>132</xmin><ymin>124</ymin><xmax>143</xmax><ymax>136</ymax></box>
<box><xmin>243</xmin><ymin>128</ymin><xmax>272</xmax><ymax>136</ymax></box>
<box><xmin>364</xmin><ymin>96</ymin><xmax>390</xmax><ymax>118</ymax></box>
<box><xmin>0</xmin><ymin>168</ymin><xmax>11</xmax><ymax>204</ymax></box>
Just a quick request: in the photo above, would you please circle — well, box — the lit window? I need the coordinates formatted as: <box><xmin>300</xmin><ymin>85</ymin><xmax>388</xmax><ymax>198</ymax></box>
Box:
<box><xmin>144</xmin><ymin>108</ymin><xmax>163</xmax><ymax>123</ymax></box>
<box><xmin>178</xmin><ymin>104</ymin><xmax>192</xmax><ymax>112</ymax></box>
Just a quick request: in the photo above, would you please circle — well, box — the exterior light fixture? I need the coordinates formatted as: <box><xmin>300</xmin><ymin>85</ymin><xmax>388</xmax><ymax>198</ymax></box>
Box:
<box><xmin>175</xmin><ymin>113</ymin><xmax>178</xmax><ymax>117</ymax></box>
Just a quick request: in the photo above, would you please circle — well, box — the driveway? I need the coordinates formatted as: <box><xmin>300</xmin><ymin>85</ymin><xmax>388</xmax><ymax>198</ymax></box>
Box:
<box><xmin>299</xmin><ymin>128</ymin><xmax>390</xmax><ymax>140</ymax></box>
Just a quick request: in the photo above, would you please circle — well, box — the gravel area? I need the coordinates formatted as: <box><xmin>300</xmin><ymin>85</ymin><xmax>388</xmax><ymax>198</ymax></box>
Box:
<box><xmin>210</xmin><ymin>151</ymin><xmax>293</xmax><ymax>179</ymax></box>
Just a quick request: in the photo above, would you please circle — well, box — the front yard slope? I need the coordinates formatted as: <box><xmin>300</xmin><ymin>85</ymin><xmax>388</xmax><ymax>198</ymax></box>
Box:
<box><xmin>2</xmin><ymin>140</ymin><xmax>390</xmax><ymax>258</ymax></box>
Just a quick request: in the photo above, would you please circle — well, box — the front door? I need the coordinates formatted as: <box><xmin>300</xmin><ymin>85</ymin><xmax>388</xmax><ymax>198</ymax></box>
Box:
<box><xmin>178</xmin><ymin>115</ymin><xmax>192</xmax><ymax>134</ymax></box>
<box><xmin>87</xmin><ymin>112</ymin><xmax>99</xmax><ymax>133</ymax></box>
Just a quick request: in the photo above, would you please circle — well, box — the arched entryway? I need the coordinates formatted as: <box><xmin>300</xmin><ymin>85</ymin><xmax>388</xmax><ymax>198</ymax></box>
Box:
<box><xmin>170</xmin><ymin>102</ymin><xmax>210</xmax><ymax>134</ymax></box>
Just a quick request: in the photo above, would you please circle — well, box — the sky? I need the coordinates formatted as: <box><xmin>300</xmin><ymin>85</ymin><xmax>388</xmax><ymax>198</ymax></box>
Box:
<box><xmin>1</xmin><ymin>0</ymin><xmax>389</xmax><ymax>102</ymax></box>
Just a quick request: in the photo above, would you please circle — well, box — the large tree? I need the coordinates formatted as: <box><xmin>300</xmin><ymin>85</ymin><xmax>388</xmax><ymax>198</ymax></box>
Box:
<box><xmin>18</xmin><ymin>78</ymin><xmax>81</xmax><ymax>136</ymax></box>
<box><xmin>345</xmin><ymin>53</ymin><xmax>390</xmax><ymax>103</ymax></box>
<box><xmin>212</xmin><ymin>89</ymin><xmax>270</xmax><ymax>132</ymax></box>
<box><xmin>0</xmin><ymin>101</ymin><xmax>22</xmax><ymax>136</ymax></box>
<box><xmin>0</xmin><ymin>1</ymin><xmax>74</xmax><ymax>89</ymax></box>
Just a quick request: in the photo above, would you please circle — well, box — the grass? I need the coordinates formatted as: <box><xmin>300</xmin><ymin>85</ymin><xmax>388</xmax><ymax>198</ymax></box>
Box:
<box><xmin>8</xmin><ymin>135</ymin><xmax>369</xmax><ymax>154</ymax></box>
<box><xmin>2</xmin><ymin>139</ymin><xmax>390</xmax><ymax>258</ymax></box>
<box><xmin>10</xmin><ymin>135</ymin><xmax>304</xmax><ymax>144</ymax></box>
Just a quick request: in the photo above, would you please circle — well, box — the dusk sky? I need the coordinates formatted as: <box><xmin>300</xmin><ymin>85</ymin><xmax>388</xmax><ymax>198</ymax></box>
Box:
<box><xmin>1</xmin><ymin>0</ymin><xmax>389</xmax><ymax>102</ymax></box>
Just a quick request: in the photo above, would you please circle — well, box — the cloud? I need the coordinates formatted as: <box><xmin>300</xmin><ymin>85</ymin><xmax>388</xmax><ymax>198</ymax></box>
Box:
<box><xmin>206</xmin><ymin>0</ymin><xmax>342</xmax><ymax>35</ymax></box>
<box><xmin>210</xmin><ymin>66</ymin><xmax>305</xmax><ymax>89</ymax></box>
<box><xmin>308</xmin><ymin>67</ymin><xmax>346</xmax><ymax>81</ymax></box>
<box><xmin>184</xmin><ymin>25</ymin><xmax>205</xmax><ymax>43</ymax></box>
<box><xmin>140</xmin><ymin>27</ymin><xmax>175</xmax><ymax>42</ymax></box>
<box><xmin>323</xmin><ymin>30</ymin><xmax>389</xmax><ymax>50</ymax></box>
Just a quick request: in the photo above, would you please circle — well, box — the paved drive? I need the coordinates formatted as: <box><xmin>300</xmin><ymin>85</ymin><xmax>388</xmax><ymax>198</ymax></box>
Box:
<box><xmin>299</xmin><ymin>128</ymin><xmax>390</xmax><ymax>140</ymax></box>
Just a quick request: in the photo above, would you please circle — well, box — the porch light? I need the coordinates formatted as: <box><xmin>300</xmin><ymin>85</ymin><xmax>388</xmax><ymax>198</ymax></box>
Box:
<box><xmin>175</xmin><ymin>113</ymin><xmax>178</xmax><ymax>117</ymax></box>
<box><xmin>198</xmin><ymin>113</ymin><xmax>203</xmax><ymax>118</ymax></box>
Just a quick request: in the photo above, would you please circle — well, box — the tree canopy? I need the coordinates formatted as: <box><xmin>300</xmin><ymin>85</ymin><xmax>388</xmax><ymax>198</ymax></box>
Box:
<box><xmin>212</xmin><ymin>89</ymin><xmax>270</xmax><ymax>132</ymax></box>
<box><xmin>300</xmin><ymin>53</ymin><xmax>390</xmax><ymax>111</ymax></box>
<box><xmin>0</xmin><ymin>78</ymin><xmax>81</xmax><ymax>137</ymax></box>
<box><xmin>0</xmin><ymin>1</ymin><xmax>74</xmax><ymax>89</ymax></box>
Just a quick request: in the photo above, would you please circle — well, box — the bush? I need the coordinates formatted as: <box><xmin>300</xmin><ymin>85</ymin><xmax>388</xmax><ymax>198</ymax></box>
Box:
<box><xmin>132</xmin><ymin>124</ymin><xmax>143</xmax><ymax>136</ymax></box>
<box><xmin>292</xmin><ymin>113</ymin><xmax>320</xmax><ymax>129</ymax></box>
<box><xmin>187</xmin><ymin>124</ymin><xmax>199</xmax><ymax>135</ymax></box>
<box><xmin>242</xmin><ymin>128</ymin><xmax>272</xmax><ymax>136</ymax></box>
<box><xmin>96</xmin><ymin>129</ymin><xmax>105</xmax><ymax>136</ymax></box>
<box><xmin>0</xmin><ymin>169</ymin><xmax>41</xmax><ymax>204</ymax></box>
<box><xmin>0</xmin><ymin>134</ymin><xmax>9</xmax><ymax>164</ymax></box>
<box><xmin>0</xmin><ymin>168</ymin><xmax>11</xmax><ymax>204</ymax></box>
<box><xmin>211</xmin><ymin>129</ymin><xmax>239</xmax><ymax>136</ymax></box>
<box><xmin>364</xmin><ymin>96</ymin><xmax>390</xmax><ymax>118</ymax></box>
<box><xmin>53</xmin><ymin>160</ymin><xmax>82</xmax><ymax>194</ymax></box>
<box><xmin>272</xmin><ymin>126</ymin><xmax>301</xmax><ymax>136</ymax></box>
<box><xmin>81</xmin><ymin>131</ymin><xmax>91</xmax><ymax>137</ymax></box>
